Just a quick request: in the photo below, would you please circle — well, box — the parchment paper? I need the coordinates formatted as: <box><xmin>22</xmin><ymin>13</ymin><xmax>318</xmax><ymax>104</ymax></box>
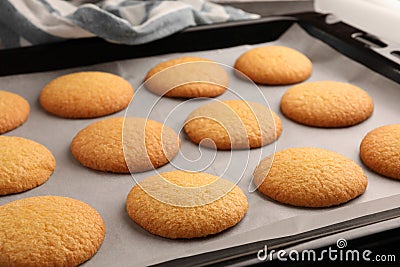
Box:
<box><xmin>1</xmin><ymin>24</ymin><xmax>399</xmax><ymax>266</ymax></box>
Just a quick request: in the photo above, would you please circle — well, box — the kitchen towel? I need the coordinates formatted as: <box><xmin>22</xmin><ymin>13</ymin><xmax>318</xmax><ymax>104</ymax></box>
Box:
<box><xmin>0</xmin><ymin>0</ymin><xmax>259</xmax><ymax>49</ymax></box>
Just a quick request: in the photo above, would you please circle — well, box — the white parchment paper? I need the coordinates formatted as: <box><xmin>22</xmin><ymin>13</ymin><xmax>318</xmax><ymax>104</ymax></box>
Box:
<box><xmin>1</xmin><ymin>24</ymin><xmax>399</xmax><ymax>266</ymax></box>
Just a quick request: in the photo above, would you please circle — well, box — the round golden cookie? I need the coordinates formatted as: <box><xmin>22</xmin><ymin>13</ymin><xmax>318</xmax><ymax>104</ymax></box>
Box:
<box><xmin>0</xmin><ymin>136</ymin><xmax>56</xmax><ymax>195</ymax></box>
<box><xmin>145</xmin><ymin>57</ymin><xmax>228</xmax><ymax>98</ymax></box>
<box><xmin>0</xmin><ymin>196</ymin><xmax>105</xmax><ymax>267</ymax></box>
<box><xmin>40</xmin><ymin>71</ymin><xmax>134</xmax><ymax>118</ymax></box>
<box><xmin>126</xmin><ymin>170</ymin><xmax>248</xmax><ymax>239</ymax></box>
<box><xmin>184</xmin><ymin>100</ymin><xmax>282</xmax><ymax>150</ymax></box>
<box><xmin>71</xmin><ymin>117</ymin><xmax>180</xmax><ymax>173</ymax></box>
<box><xmin>234</xmin><ymin>46</ymin><xmax>312</xmax><ymax>85</ymax></box>
<box><xmin>254</xmin><ymin>147</ymin><xmax>368</xmax><ymax>207</ymax></box>
<box><xmin>360</xmin><ymin>124</ymin><xmax>400</xmax><ymax>179</ymax></box>
<box><xmin>0</xmin><ymin>90</ymin><xmax>30</xmax><ymax>134</ymax></box>
<box><xmin>280</xmin><ymin>81</ymin><xmax>374</xmax><ymax>127</ymax></box>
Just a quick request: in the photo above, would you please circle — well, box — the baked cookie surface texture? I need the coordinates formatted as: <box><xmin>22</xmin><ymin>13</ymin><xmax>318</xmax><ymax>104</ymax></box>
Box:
<box><xmin>360</xmin><ymin>124</ymin><xmax>400</xmax><ymax>179</ymax></box>
<box><xmin>126</xmin><ymin>170</ymin><xmax>248</xmax><ymax>239</ymax></box>
<box><xmin>145</xmin><ymin>57</ymin><xmax>228</xmax><ymax>98</ymax></box>
<box><xmin>0</xmin><ymin>90</ymin><xmax>30</xmax><ymax>134</ymax></box>
<box><xmin>0</xmin><ymin>136</ymin><xmax>56</xmax><ymax>195</ymax></box>
<box><xmin>71</xmin><ymin>117</ymin><xmax>180</xmax><ymax>173</ymax></box>
<box><xmin>0</xmin><ymin>196</ymin><xmax>105</xmax><ymax>267</ymax></box>
<box><xmin>280</xmin><ymin>81</ymin><xmax>374</xmax><ymax>127</ymax></box>
<box><xmin>254</xmin><ymin>147</ymin><xmax>368</xmax><ymax>207</ymax></box>
<box><xmin>184</xmin><ymin>100</ymin><xmax>282</xmax><ymax>149</ymax></box>
<box><xmin>234</xmin><ymin>46</ymin><xmax>312</xmax><ymax>85</ymax></box>
<box><xmin>40</xmin><ymin>71</ymin><xmax>134</xmax><ymax>118</ymax></box>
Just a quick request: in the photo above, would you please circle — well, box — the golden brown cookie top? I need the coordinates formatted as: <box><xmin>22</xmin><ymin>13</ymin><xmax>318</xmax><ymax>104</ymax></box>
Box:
<box><xmin>145</xmin><ymin>57</ymin><xmax>228</xmax><ymax>98</ymax></box>
<box><xmin>360</xmin><ymin>124</ymin><xmax>400</xmax><ymax>179</ymax></box>
<box><xmin>0</xmin><ymin>136</ymin><xmax>56</xmax><ymax>195</ymax></box>
<box><xmin>126</xmin><ymin>170</ymin><xmax>248</xmax><ymax>239</ymax></box>
<box><xmin>40</xmin><ymin>71</ymin><xmax>134</xmax><ymax>118</ymax></box>
<box><xmin>0</xmin><ymin>90</ymin><xmax>30</xmax><ymax>134</ymax></box>
<box><xmin>234</xmin><ymin>46</ymin><xmax>312</xmax><ymax>85</ymax></box>
<box><xmin>184</xmin><ymin>100</ymin><xmax>282</xmax><ymax>149</ymax></box>
<box><xmin>71</xmin><ymin>117</ymin><xmax>180</xmax><ymax>173</ymax></box>
<box><xmin>280</xmin><ymin>81</ymin><xmax>374</xmax><ymax>127</ymax></box>
<box><xmin>0</xmin><ymin>196</ymin><xmax>105</xmax><ymax>267</ymax></box>
<box><xmin>254</xmin><ymin>147</ymin><xmax>368</xmax><ymax>207</ymax></box>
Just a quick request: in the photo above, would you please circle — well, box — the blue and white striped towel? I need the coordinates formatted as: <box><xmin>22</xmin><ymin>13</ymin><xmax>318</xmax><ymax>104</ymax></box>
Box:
<box><xmin>0</xmin><ymin>0</ymin><xmax>259</xmax><ymax>49</ymax></box>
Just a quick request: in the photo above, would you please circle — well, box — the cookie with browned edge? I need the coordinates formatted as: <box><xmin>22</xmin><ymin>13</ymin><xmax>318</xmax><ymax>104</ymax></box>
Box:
<box><xmin>234</xmin><ymin>46</ymin><xmax>312</xmax><ymax>85</ymax></box>
<box><xmin>254</xmin><ymin>147</ymin><xmax>368</xmax><ymax>207</ymax></box>
<box><xmin>0</xmin><ymin>196</ymin><xmax>105</xmax><ymax>267</ymax></box>
<box><xmin>360</xmin><ymin>124</ymin><xmax>400</xmax><ymax>179</ymax></box>
<box><xmin>0</xmin><ymin>90</ymin><xmax>30</xmax><ymax>134</ymax></box>
<box><xmin>184</xmin><ymin>100</ymin><xmax>282</xmax><ymax>149</ymax></box>
<box><xmin>145</xmin><ymin>57</ymin><xmax>228</xmax><ymax>98</ymax></box>
<box><xmin>280</xmin><ymin>81</ymin><xmax>374</xmax><ymax>127</ymax></box>
<box><xmin>126</xmin><ymin>170</ymin><xmax>248</xmax><ymax>239</ymax></box>
<box><xmin>71</xmin><ymin>117</ymin><xmax>180</xmax><ymax>173</ymax></box>
<box><xmin>0</xmin><ymin>136</ymin><xmax>55</xmax><ymax>195</ymax></box>
<box><xmin>40</xmin><ymin>71</ymin><xmax>134</xmax><ymax>118</ymax></box>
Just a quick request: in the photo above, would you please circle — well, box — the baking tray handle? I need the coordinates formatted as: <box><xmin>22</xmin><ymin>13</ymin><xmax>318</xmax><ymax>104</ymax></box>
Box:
<box><xmin>294</xmin><ymin>12</ymin><xmax>400</xmax><ymax>84</ymax></box>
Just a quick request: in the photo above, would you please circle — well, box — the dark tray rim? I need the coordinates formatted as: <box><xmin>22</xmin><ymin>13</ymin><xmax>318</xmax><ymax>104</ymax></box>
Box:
<box><xmin>1</xmin><ymin>11</ymin><xmax>399</xmax><ymax>84</ymax></box>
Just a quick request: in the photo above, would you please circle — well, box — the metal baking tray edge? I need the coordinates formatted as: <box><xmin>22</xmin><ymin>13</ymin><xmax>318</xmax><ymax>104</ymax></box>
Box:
<box><xmin>1</xmin><ymin>12</ymin><xmax>399</xmax><ymax>83</ymax></box>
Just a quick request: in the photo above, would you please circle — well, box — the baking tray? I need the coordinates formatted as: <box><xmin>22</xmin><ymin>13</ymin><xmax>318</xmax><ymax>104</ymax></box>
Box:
<box><xmin>1</xmin><ymin>12</ymin><xmax>400</xmax><ymax>266</ymax></box>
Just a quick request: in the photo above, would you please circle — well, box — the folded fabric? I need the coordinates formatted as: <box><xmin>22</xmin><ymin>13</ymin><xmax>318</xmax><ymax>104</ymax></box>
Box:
<box><xmin>0</xmin><ymin>0</ymin><xmax>259</xmax><ymax>49</ymax></box>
